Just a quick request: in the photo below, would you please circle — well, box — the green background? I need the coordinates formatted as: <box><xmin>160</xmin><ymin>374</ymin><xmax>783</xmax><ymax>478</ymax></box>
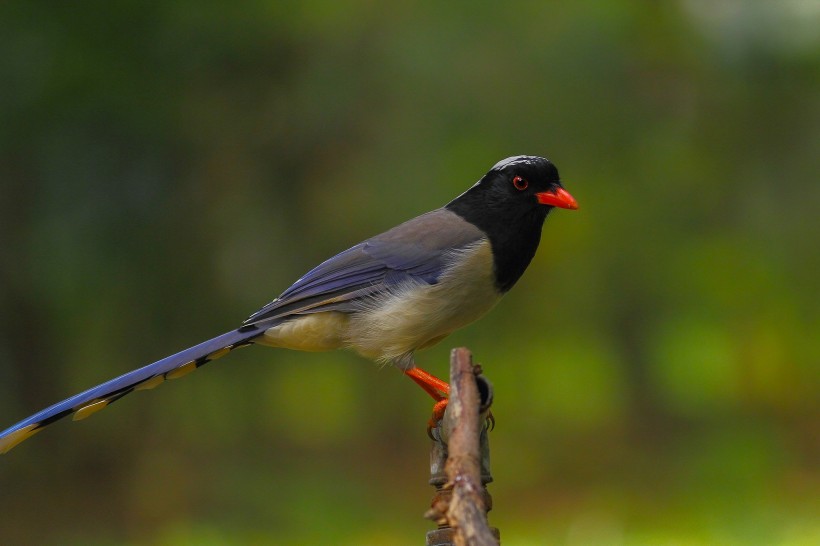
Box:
<box><xmin>1</xmin><ymin>2</ymin><xmax>817</xmax><ymax>544</ymax></box>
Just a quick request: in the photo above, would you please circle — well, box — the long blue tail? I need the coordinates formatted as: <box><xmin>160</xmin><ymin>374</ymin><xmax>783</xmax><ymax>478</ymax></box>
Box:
<box><xmin>0</xmin><ymin>327</ymin><xmax>262</xmax><ymax>454</ymax></box>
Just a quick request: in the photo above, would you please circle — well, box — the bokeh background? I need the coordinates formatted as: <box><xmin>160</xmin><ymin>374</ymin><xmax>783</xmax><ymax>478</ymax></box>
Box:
<box><xmin>1</xmin><ymin>2</ymin><xmax>818</xmax><ymax>544</ymax></box>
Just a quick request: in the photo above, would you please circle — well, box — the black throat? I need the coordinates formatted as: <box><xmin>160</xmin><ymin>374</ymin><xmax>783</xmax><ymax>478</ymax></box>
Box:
<box><xmin>446</xmin><ymin>190</ymin><xmax>550</xmax><ymax>293</ymax></box>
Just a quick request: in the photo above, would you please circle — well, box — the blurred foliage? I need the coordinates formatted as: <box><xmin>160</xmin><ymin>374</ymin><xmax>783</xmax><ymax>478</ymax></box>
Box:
<box><xmin>0</xmin><ymin>1</ymin><xmax>818</xmax><ymax>544</ymax></box>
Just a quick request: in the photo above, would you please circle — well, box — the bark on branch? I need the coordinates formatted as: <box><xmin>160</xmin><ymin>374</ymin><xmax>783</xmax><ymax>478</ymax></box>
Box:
<box><xmin>426</xmin><ymin>347</ymin><xmax>499</xmax><ymax>546</ymax></box>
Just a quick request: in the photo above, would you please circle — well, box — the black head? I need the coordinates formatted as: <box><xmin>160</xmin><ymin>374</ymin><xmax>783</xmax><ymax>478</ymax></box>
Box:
<box><xmin>447</xmin><ymin>155</ymin><xmax>577</xmax><ymax>220</ymax></box>
<box><xmin>446</xmin><ymin>155</ymin><xmax>578</xmax><ymax>292</ymax></box>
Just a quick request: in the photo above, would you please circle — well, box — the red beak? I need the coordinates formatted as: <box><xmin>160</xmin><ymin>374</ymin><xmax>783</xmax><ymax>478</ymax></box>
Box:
<box><xmin>535</xmin><ymin>187</ymin><xmax>579</xmax><ymax>210</ymax></box>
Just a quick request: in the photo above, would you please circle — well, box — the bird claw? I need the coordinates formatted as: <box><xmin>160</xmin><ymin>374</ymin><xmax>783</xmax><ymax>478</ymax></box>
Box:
<box><xmin>426</xmin><ymin>398</ymin><xmax>449</xmax><ymax>440</ymax></box>
<box><xmin>426</xmin><ymin>399</ymin><xmax>495</xmax><ymax>439</ymax></box>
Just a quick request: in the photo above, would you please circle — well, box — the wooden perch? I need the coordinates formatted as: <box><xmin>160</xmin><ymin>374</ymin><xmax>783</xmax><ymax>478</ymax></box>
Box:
<box><xmin>426</xmin><ymin>347</ymin><xmax>499</xmax><ymax>546</ymax></box>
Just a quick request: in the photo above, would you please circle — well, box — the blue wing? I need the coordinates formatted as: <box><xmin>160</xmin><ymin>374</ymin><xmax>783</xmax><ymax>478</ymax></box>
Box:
<box><xmin>244</xmin><ymin>208</ymin><xmax>485</xmax><ymax>325</ymax></box>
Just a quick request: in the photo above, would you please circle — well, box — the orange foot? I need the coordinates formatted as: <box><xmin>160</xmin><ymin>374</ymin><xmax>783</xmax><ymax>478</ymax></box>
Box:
<box><xmin>404</xmin><ymin>367</ymin><xmax>450</xmax><ymax>435</ymax></box>
<box><xmin>429</xmin><ymin>398</ymin><xmax>449</xmax><ymax>429</ymax></box>
<box><xmin>404</xmin><ymin>366</ymin><xmax>495</xmax><ymax>436</ymax></box>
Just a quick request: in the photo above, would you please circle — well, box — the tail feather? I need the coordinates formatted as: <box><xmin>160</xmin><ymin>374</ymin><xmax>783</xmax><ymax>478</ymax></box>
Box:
<box><xmin>0</xmin><ymin>327</ymin><xmax>262</xmax><ymax>454</ymax></box>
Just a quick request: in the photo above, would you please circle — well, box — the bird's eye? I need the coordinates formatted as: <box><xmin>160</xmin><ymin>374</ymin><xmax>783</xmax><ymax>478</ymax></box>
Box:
<box><xmin>512</xmin><ymin>175</ymin><xmax>529</xmax><ymax>191</ymax></box>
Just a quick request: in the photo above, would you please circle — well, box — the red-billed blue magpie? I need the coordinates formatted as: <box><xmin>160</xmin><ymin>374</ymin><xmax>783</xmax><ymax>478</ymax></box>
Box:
<box><xmin>0</xmin><ymin>155</ymin><xmax>578</xmax><ymax>453</ymax></box>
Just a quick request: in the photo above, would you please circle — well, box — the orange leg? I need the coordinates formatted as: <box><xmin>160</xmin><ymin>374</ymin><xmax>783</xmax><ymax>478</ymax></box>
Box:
<box><xmin>404</xmin><ymin>367</ymin><xmax>450</xmax><ymax>432</ymax></box>
<box><xmin>405</xmin><ymin>366</ymin><xmax>495</xmax><ymax>434</ymax></box>
<box><xmin>404</xmin><ymin>367</ymin><xmax>450</xmax><ymax>401</ymax></box>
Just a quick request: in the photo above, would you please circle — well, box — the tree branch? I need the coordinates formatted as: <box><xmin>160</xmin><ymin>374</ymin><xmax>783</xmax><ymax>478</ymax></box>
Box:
<box><xmin>426</xmin><ymin>347</ymin><xmax>499</xmax><ymax>546</ymax></box>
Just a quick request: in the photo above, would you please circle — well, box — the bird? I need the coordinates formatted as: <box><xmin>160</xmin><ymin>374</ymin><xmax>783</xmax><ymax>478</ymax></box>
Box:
<box><xmin>0</xmin><ymin>155</ymin><xmax>578</xmax><ymax>454</ymax></box>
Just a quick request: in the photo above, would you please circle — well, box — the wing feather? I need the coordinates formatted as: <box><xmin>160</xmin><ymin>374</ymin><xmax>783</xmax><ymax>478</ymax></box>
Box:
<box><xmin>244</xmin><ymin>209</ymin><xmax>485</xmax><ymax>326</ymax></box>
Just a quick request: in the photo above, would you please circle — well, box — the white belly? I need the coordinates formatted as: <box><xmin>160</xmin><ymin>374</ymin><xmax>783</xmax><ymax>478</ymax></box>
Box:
<box><xmin>257</xmin><ymin>312</ymin><xmax>349</xmax><ymax>352</ymax></box>
<box><xmin>345</xmin><ymin>240</ymin><xmax>499</xmax><ymax>367</ymax></box>
<box><xmin>259</xmin><ymin>240</ymin><xmax>500</xmax><ymax>368</ymax></box>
